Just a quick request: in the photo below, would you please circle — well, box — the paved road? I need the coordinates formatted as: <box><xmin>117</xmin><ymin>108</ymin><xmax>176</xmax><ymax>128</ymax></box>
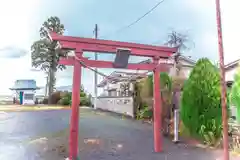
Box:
<box><xmin>0</xmin><ymin>109</ymin><xmax>237</xmax><ymax>160</ymax></box>
<box><xmin>0</xmin><ymin>110</ymin><xmax>71</xmax><ymax>159</ymax></box>
<box><xmin>79</xmin><ymin>111</ymin><xmax>225</xmax><ymax>160</ymax></box>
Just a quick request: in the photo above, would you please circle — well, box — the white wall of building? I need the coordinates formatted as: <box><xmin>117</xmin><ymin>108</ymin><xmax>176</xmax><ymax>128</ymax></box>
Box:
<box><xmin>96</xmin><ymin>97</ymin><xmax>134</xmax><ymax>117</ymax></box>
<box><xmin>22</xmin><ymin>90</ymin><xmax>35</xmax><ymax>105</ymax></box>
<box><xmin>181</xmin><ymin>66</ymin><xmax>192</xmax><ymax>78</ymax></box>
<box><xmin>99</xmin><ymin>57</ymin><xmax>195</xmax><ymax>96</ymax></box>
<box><xmin>225</xmin><ymin>67</ymin><xmax>237</xmax><ymax>82</ymax></box>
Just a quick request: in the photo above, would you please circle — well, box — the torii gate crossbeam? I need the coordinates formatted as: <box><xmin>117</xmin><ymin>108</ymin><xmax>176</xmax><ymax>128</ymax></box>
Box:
<box><xmin>49</xmin><ymin>32</ymin><xmax>177</xmax><ymax>160</ymax></box>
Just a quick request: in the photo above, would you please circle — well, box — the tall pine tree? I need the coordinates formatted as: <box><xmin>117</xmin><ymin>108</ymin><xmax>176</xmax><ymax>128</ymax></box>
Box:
<box><xmin>31</xmin><ymin>16</ymin><xmax>67</xmax><ymax>103</ymax></box>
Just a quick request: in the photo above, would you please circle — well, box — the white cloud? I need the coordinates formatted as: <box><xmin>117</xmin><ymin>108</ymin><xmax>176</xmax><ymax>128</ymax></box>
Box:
<box><xmin>0</xmin><ymin>46</ymin><xmax>28</xmax><ymax>58</ymax></box>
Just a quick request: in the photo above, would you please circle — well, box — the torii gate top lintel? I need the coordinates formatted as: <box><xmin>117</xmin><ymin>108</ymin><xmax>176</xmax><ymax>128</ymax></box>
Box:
<box><xmin>50</xmin><ymin>32</ymin><xmax>177</xmax><ymax>58</ymax></box>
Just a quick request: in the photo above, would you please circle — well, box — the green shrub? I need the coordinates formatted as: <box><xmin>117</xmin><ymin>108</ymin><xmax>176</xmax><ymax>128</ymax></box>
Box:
<box><xmin>42</xmin><ymin>98</ymin><xmax>48</xmax><ymax>104</ymax></box>
<box><xmin>199</xmin><ymin>119</ymin><xmax>220</xmax><ymax>146</ymax></box>
<box><xmin>147</xmin><ymin>72</ymin><xmax>172</xmax><ymax>97</ymax></box>
<box><xmin>181</xmin><ymin>58</ymin><xmax>225</xmax><ymax>144</ymax></box>
<box><xmin>48</xmin><ymin>88</ymin><xmax>90</xmax><ymax>106</ymax></box>
<box><xmin>80</xmin><ymin>91</ymin><xmax>86</xmax><ymax>97</ymax></box>
<box><xmin>58</xmin><ymin>97</ymin><xmax>71</xmax><ymax>105</ymax></box>
<box><xmin>140</xmin><ymin>107</ymin><xmax>153</xmax><ymax>119</ymax></box>
<box><xmin>231</xmin><ymin>66</ymin><xmax>240</xmax><ymax>123</ymax></box>
<box><xmin>49</xmin><ymin>91</ymin><xmax>62</xmax><ymax>104</ymax></box>
<box><xmin>80</xmin><ymin>97</ymin><xmax>91</xmax><ymax>106</ymax></box>
<box><xmin>136</xmin><ymin>103</ymin><xmax>153</xmax><ymax>119</ymax></box>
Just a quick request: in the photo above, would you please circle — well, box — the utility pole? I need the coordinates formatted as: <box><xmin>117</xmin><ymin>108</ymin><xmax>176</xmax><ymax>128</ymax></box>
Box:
<box><xmin>215</xmin><ymin>0</ymin><xmax>229</xmax><ymax>160</ymax></box>
<box><xmin>93</xmin><ymin>24</ymin><xmax>98</xmax><ymax>109</ymax></box>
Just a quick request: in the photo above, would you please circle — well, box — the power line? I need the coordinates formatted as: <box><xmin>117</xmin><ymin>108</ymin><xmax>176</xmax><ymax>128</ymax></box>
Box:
<box><xmin>101</xmin><ymin>0</ymin><xmax>166</xmax><ymax>39</ymax></box>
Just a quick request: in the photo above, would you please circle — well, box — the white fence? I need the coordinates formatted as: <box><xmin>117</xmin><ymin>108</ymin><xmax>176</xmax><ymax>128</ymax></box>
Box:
<box><xmin>95</xmin><ymin>97</ymin><xmax>134</xmax><ymax>117</ymax></box>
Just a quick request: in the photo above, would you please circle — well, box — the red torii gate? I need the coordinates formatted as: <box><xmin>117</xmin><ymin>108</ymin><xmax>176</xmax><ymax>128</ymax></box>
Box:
<box><xmin>49</xmin><ymin>32</ymin><xmax>177</xmax><ymax>160</ymax></box>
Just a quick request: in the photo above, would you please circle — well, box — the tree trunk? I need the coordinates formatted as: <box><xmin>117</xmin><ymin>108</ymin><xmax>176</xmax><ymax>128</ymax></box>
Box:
<box><xmin>48</xmin><ymin>68</ymin><xmax>56</xmax><ymax>104</ymax></box>
<box><xmin>45</xmin><ymin>74</ymin><xmax>49</xmax><ymax>97</ymax></box>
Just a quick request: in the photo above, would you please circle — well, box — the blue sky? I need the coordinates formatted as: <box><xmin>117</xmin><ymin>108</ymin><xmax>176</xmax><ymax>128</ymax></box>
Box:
<box><xmin>0</xmin><ymin>0</ymin><xmax>239</xmax><ymax>95</ymax></box>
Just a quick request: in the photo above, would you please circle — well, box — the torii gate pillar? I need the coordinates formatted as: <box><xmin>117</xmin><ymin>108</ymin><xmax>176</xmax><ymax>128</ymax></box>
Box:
<box><xmin>69</xmin><ymin>56</ymin><xmax>82</xmax><ymax>160</ymax></box>
<box><xmin>153</xmin><ymin>57</ymin><xmax>162</xmax><ymax>152</ymax></box>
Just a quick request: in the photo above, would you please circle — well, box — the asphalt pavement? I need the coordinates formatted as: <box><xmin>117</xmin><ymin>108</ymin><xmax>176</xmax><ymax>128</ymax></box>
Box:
<box><xmin>0</xmin><ymin>110</ymin><xmax>71</xmax><ymax>160</ymax></box>
<box><xmin>0</xmin><ymin>109</ymin><xmax>238</xmax><ymax>160</ymax></box>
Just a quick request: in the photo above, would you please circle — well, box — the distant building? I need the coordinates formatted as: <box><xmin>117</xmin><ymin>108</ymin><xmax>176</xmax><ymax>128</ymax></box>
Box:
<box><xmin>10</xmin><ymin>79</ymin><xmax>40</xmax><ymax>105</ymax></box>
<box><xmin>225</xmin><ymin>59</ymin><xmax>239</xmax><ymax>88</ymax></box>
<box><xmin>97</xmin><ymin>55</ymin><xmax>196</xmax><ymax>97</ymax></box>
<box><xmin>97</xmin><ymin>71</ymin><xmax>147</xmax><ymax>97</ymax></box>
<box><xmin>224</xmin><ymin>59</ymin><xmax>240</xmax><ymax>121</ymax></box>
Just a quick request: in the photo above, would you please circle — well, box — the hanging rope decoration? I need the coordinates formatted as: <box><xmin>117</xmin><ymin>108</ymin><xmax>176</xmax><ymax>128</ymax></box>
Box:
<box><xmin>74</xmin><ymin>55</ymin><xmax>169</xmax><ymax>84</ymax></box>
<box><xmin>74</xmin><ymin>56</ymin><xmax>147</xmax><ymax>84</ymax></box>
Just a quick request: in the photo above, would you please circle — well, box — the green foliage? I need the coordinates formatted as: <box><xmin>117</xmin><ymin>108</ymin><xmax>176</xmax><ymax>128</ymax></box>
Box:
<box><xmin>55</xmin><ymin>88</ymin><xmax>91</xmax><ymax>106</ymax></box>
<box><xmin>181</xmin><ymin>58</ymin><xmax>224</xmax><ymax>143</ymax></box>
<box><xmin>80</xmin><ymin>97</ymin><xmax>91</xmax><ymax>106</ymax></box>
<box><xmin>134</xmin><ymin>73</ymin><xmax>172</xmax><ymax>119</ymax></box>
<box><xmin>199</xmin><ymin>119</ymin><xmax>220</xmax><ymax>146</ymax></box>
<box><xmin>58</xmin><ymin>96</ymin><xmax>71</xmax><ymax>105</ymax></box>
<box><xmin>231</xmin><ymin>73</ymin><xmax>240</xmax><ymax>107</ymax></box>
<box><xmin>45</xmin><ymin>86</ymin><xmax>91</xmax><ymax>106</ymax></box>
<box><xmin>57</xmin><ymin>91</ymin><xmax>71</xmax><ymax>105</ymax></box>
<box><xmin>31</xmin><ymin>16</ymin><xmax>67</xmax><ymax>72</ymax></box>
<box><xmin>80</xmin><ymin>91</ymin><xmax>86</xmax><ymax>97</ymax></box>
<box><xmin>133</xmin><ymin>82</ymin><xmax>144</xmax><ymax>119</ymax></box>
<box><xmin>136</xmin><ymin>103</ymin><xmax>153</xmax><ymax>119</ymax></box>
<box><xmin>39</xmin><ymin>16</ymin><xmax>65</xmax><ymax>38</ymax></box>
<box><xmin>231</xmin><ymin>66</ymin><xmax>240</xmax><ymax>123</ymax></box>
<box><xmin>147</xmin><ymin>72</ymin><xmax>172</xmax><ymax>97</ymax></box>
